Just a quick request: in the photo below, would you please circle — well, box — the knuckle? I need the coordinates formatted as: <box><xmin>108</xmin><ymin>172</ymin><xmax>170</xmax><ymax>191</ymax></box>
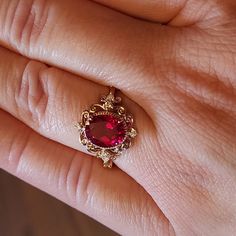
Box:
<box><xmin>16</xmin><ymin>60</ymin><xmax>50</xmax><ymax>129</ymax></box>
<box><xmin>4</xmin><ymin>0</ymin><xmax>50</xmax><ymax>52</ymax></box>
<box><xmin>63</xmin><ymin>153</ymin><xmax>95</xmax><ymax>205</ymax></box>
<box><xmin>1</xmin><ymin>122</ymin><xmax>32</xmax><ymax>173</ymax></box>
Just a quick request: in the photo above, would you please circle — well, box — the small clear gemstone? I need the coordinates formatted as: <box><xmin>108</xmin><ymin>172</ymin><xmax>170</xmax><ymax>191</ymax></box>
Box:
<box><xmin>129</xmin><ymin>128</ymin><xmax>137</xmax><ymax>138</ymax></box>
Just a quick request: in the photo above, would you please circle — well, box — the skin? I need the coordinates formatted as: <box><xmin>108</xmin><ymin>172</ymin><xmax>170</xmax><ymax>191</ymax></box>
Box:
<box><xmin>0</xmin><ymin>0</ymin><xmax>236</xmax><ymax>235</ymax></box>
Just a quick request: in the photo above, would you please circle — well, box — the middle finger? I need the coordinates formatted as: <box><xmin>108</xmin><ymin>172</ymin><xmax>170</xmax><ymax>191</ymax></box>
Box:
<box><xmin>0</xmin><ymin>46</ymin><xmax>152</xmax><ymax>165</ymax></box>
<box><xmin>0</xmin><ymin>0</ymin><xmax>158</xmax><ymax>96</ymax></box>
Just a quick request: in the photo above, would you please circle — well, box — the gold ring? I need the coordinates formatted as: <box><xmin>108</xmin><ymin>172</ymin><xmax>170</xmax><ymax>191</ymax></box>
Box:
<box><xmin>75</xmin><ymin>87</ymin><xmax>137</xmax><ymax>168</ymax></box>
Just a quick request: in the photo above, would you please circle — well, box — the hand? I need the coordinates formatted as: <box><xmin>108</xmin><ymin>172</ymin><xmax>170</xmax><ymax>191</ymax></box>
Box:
<box><xmin>0</xmin><ymin>0</ymin><xmax>236</xmax><ymax>235</ymax></box>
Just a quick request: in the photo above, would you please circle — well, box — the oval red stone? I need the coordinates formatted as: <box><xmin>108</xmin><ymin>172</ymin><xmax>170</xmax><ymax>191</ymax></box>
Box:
<box><xmin>85</xmin><ymin>113</ymin><xmax>127</xmax><ymax>148</ymax></box>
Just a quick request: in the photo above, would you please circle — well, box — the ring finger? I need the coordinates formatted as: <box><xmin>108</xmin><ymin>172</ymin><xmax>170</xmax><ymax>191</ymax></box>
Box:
<box><xmin>0</xmin><ymin>109</ymin><xmax>166</xmax><ymax>235</ymax></box>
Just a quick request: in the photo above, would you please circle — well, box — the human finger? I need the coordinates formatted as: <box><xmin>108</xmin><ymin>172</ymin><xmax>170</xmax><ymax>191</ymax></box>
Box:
<box><xmin>1</xmin><ymin>0</ymin><xmax>235</xmax><ymax>116</ymax></box>
<box><xmin>0</xmin><ymin>109</ymin><xmax>171</xmax><ymax>235</ymax></box>
<box><xmin>0</xmin><ymin>46</ymin><xmax>153</xmax><ymax>162</ymax></box>
<box><xmin>0</xmin><ymin>44</ymin><xmax>171</xmax><ymax>234</ymax></box>
<box><xmin>0</xmin><ymin>0</ymin><xmax>157</xmax><ymax>94</ymax></box>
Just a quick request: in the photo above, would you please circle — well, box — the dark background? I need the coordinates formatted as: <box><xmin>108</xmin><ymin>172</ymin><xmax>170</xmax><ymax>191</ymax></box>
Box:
<box><xmin>0</xmin><ymin>170</ymin><xmax>118</xmax><ymax>236</ymax></box>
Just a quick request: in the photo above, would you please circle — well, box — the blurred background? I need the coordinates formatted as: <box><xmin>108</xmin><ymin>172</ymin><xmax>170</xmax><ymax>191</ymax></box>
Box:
<box><xmin>0</xmin><ymin>170</ymin><xmax>118</xmax><ymax>236</ymax></box>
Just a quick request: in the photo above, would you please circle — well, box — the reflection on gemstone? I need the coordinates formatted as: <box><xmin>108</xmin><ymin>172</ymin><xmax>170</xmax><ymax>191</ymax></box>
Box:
<box><xmin>85</xmin><ymin>113</ymin><xmax>127</xmax><ymax>148</ymax></box>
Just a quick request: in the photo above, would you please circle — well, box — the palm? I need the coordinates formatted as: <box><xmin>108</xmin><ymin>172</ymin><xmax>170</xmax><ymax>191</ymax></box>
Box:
<box><xmin>0</xmin><ymin>0</ymin><xmax>236</xmax><ymax>235</ymax></box>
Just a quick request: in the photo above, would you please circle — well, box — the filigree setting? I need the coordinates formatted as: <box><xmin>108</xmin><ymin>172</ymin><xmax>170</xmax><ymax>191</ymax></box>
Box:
<box><xmin>76</xmin><ymin>88</ymin><xmax>137</xmax><ymax>168</ymax></box>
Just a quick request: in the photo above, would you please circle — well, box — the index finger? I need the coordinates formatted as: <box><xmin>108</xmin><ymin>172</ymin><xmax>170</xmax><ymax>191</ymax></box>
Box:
<box><xmin>0</xmin><ymin>0</ymin><xmax>156</xmax><ymax>95</ymax></box>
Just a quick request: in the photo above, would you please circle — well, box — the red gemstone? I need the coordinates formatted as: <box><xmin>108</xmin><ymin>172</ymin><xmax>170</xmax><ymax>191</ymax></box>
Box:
<box><xmin>85</xmin><ymin>113</ymin><xmax>127</xmax><ymax>148</ymax></box>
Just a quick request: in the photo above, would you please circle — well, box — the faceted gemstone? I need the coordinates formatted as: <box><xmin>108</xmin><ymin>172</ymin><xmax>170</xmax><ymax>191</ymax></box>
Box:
<box><xmin>85</xmin><ymin>113</ymin><xmax>127</xmax><ymax>148</ymax></box>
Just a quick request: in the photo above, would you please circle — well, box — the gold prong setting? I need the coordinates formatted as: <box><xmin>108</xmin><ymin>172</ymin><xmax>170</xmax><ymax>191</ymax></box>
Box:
<box><xmin>76</xmin><ymin>88</ymin><xmax>137</xmax><ymax>168</ymax></box>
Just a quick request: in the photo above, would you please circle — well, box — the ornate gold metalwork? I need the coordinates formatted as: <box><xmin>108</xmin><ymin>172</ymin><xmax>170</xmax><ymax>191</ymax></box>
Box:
<box><xmin>75</xmin><ymin>87</ymin><xmax>137</xmax><ymax>168</ymax></box>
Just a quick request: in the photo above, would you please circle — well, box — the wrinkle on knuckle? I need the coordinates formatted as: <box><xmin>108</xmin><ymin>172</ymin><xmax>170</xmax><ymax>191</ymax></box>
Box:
<box><xmin>62</xmin><ymin>153</ymin><xmax>95</xmax><ymax>207</ymax></box>
<box><xmin>6</xmin><ymin>128</ymin><xmax>33</xmax><ymax>174</ymax></box>
<box><xmin>16</xmin><ymin>60</ymin><xmax>50</xmax><ymax>129</ymax></box>
<box><xmin>77</xmin><ymin>158</ymin><xmax>97</xmax><ymax>208</ymax></box>
<box><xmin>4</xmin><ymin>0</ymin><xmax>50</xmax><ymax>53</ymax></box>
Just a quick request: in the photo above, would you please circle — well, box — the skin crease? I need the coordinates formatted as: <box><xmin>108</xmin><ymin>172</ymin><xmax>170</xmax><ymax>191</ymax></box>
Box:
<box><xmin>0</xmin><ymin>0</ymin><xmax>236</xmax><ymax>235</ymax></box>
